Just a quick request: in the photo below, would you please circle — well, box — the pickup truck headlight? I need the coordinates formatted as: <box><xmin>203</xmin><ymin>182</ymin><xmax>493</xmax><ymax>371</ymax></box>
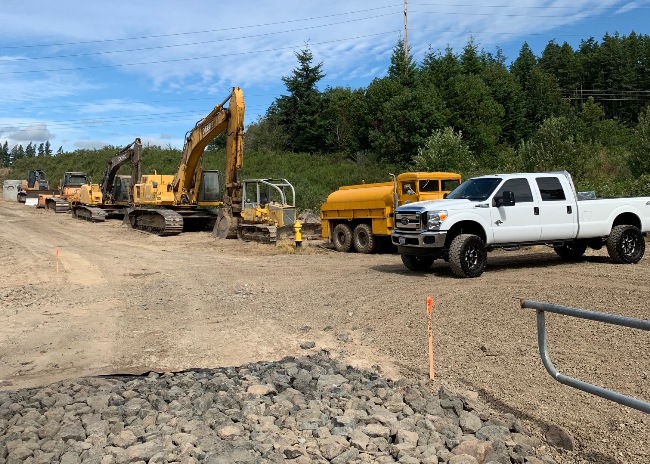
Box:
<box><xmin>426</xmin><ymin>211</ymin><xmax>448</xmax><ymax>230</ymax></box>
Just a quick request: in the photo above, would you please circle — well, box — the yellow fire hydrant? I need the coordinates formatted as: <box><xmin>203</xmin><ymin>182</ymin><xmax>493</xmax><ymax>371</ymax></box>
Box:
<box><xmin>294</xmin><ymin>220</ymin><xmax>302</xmax><ymax>247</ymax></box>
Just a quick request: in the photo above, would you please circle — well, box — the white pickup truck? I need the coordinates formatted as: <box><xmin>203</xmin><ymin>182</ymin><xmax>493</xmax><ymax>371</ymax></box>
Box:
<box><xmin>391</xmin><ymin>171</ymin><xmax>650</xmax><ymax>277</ymax></box>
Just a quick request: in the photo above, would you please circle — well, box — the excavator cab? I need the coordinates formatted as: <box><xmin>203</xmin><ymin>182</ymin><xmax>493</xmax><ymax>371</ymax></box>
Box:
<box><xmin>112</xmin><ymin>175</ymin><xmax>133</xmax><ymax>204</ymax></box>
<box><xmin>197</xmin><ymin>170</ymin><xmax>223</xmax><ymax>204</ymax></box>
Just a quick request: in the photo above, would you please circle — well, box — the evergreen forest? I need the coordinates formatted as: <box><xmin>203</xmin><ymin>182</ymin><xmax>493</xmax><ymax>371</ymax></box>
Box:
<box><xmin>3</xmin><ymin>33</ymin><xmax>650</xmax><ymax>211</ymax></box>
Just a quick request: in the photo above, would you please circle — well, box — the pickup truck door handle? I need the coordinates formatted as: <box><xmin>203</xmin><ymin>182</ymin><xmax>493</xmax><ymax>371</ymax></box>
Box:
<box><xmin>534</xmin><ymin>207</ymin><xmax>539</xmax><ymax>215</ymax></box>
<box><xmin>567</xmin><ymin>205</ymin><xmax>572</xmax><ymax>214</ymax></box>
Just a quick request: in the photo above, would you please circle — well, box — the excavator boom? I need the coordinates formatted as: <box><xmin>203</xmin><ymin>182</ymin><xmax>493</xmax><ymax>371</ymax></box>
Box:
<box><xmin>100</xmin><ymin>138</ymin><xmax>142</xmax><ymax>202</ymax></box>
<box><xmin>173</xmin><ymin>88</ymin><xmax>244</xmax><ymax>203</ymax></box>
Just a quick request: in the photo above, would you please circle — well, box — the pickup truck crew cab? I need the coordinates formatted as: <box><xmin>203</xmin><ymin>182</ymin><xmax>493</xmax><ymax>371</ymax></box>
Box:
<box><xmin>391</xmin><ymin>171</ymin><xmax>650</xmax><ymax>277</ymax></box>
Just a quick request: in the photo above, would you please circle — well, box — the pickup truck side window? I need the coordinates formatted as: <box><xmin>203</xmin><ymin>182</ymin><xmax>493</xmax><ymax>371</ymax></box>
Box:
<box><xmin>536</xmin><ymin>177</ymin><xmax>566</xmax><ymax>201</ymax></box>
<box><xmin>495</xmin><ymin>178</ymin><xmax>533</xmax><ymax>202</ymax></box>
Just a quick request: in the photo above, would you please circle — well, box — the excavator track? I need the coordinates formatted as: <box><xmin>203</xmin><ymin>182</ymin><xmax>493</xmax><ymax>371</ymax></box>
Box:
<box><xmin>126</xmin><ymin>208</ymin><xmax>183</xmax><ymax>236</ymax></box>
<box><xmin>45</xmin><ymin>197</ymin><xmax>71</xmax><ymax>213</ymax></box>
<box><xmin>72</xmin><ymin>205</ymin><xmax>107</xmax><ymax>222</ymax></box>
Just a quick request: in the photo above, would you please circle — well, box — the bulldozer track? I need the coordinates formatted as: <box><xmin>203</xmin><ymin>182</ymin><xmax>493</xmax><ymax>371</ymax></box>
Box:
<box><xmin>46</xmin><ymin>198</ymin><xmax>71</xmax><ymax>213</ymax></box>
<box><xmin>126</xmin><ymin>208</ymin><xmax>184</xmax><ymax>236</ymax></box>
<box><xmin>72</xmin><ymin>205</ymin><xmax>107</xmax><ymax>222</ymax></box>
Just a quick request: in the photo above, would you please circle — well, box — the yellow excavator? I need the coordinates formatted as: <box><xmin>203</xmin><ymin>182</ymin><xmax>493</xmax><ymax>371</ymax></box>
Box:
<box><xmin>125</xmin><ymin>89</ymin><xmax>244</xmax><ymax>235</ymax></box>
<box><xmin>72</xmin><ymin>138</ymin><xmax>142</xmax><ymax>222</ymax></box>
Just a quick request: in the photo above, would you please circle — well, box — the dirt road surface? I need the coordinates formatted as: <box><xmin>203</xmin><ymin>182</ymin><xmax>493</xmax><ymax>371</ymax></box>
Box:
<box><xmin>1</xmin><ymin>200</ymin><xmax>648</xmax><ymax>463</ymax></box>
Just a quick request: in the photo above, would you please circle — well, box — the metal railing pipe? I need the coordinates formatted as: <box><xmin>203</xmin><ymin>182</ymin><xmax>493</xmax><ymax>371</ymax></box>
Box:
<box><xmin>520</xmin><ymin>299</ymin><xmax>650</xmax><ymax>414</ymax></box>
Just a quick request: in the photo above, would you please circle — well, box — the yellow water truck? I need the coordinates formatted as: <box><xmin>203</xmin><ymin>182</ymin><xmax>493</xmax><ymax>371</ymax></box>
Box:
<box><xmin>320</xmin><ymin>172</ymin><xmax>462</xmax><ymax>253</ymax></box>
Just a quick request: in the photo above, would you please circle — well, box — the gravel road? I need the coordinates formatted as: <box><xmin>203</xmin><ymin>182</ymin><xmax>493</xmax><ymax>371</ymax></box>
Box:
<box><xmin>0</xmin><ymin>200</ymin><xmax>648</xmax><ymax>463</ymax></box>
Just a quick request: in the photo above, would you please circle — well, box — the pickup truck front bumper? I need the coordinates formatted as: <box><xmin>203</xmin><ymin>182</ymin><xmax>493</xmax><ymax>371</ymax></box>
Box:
<box><xmin>391</xmin><ymin>230</ymin><xmax>447</xmax><ymax>252</ymax></box>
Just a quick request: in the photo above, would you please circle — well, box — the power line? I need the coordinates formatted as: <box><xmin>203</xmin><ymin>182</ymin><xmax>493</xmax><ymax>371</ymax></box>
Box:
<box><xmin>0</xmin><ymin>31</ymin><xmax>400</xmax><ymax>75</ymax></box>
<box><xmin>410</xmin><ymin>2</ymin><xmax>650</xmax><ymax>10</ymax></box>
<box><xmin>0</xmin><ymin>13</ymin><xmax>398</xmax><ymax>63</ymax></box>
<box><xmin>0</xmin><ymin>5</ymin><xmax>400</xmax><ymax>50</ymax></box>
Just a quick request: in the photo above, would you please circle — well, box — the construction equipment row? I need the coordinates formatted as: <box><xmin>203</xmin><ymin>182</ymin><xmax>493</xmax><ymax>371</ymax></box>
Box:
<box><xmin>21</xmin><ymin>87</ymin><xmax>320</xmax><ymax>245</ymax></box>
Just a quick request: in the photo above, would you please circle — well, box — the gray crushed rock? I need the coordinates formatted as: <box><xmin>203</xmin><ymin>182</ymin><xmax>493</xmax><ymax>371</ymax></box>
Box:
<box><xmin>0</xmin><ymin>353</ymin><xmax>559</xmax><ymax>463</ymax></box>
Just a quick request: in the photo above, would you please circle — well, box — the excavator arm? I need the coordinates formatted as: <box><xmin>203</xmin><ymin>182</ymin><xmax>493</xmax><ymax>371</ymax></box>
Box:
<box><xmin>100</xmin><ymin>138</ymin><xmax>142</xmax><ymax>202</ymax></box>
<box><xmin>172</xmin><ymin>87</ymin><xmax>244</xmax><ymax>204</ymax></box>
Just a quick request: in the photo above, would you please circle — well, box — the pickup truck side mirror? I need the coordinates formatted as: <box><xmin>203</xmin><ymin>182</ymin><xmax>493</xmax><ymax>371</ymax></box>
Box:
<box><xmin>495</xmin><ymin>190</ymin><xmax>515</xmax><ymax>207</ymax></box>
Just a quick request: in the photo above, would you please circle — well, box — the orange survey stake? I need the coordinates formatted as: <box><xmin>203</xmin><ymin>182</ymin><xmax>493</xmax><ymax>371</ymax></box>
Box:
<box><xmin>426</xmin><ymin>296</ymin><xmax>435</xmax><ymax>380</ymax></box>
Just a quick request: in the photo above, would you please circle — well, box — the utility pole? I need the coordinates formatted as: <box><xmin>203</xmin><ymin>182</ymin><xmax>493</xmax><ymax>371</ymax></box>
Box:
<box><xmin>404</xmin><ymin>0</ymin><xmax>409</xmax><ymax>63</ymax></box>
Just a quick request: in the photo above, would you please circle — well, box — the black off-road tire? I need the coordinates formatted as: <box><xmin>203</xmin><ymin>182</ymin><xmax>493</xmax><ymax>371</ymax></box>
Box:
<box><xmin>401</xmin><ymin>254</ymin><xmax>435</xmax><ymax>272</ymax></box>
<box><xmin>449</xmin><ymin>234</ymin><xmax>487</xmax><ymax>278</ymax></box>
<box><xmin>353</xmin><ymin>223</ymin><xmax>377</xmax><ymax>254</ymax></box>
<box><xmin>332</xmin><ymin>223</ymin><xmax>353</xmax><ymax>252</ymax></box>
<box><xmin>554</xmin><ymin>242</ymin><xmax>587</xmax><ymax>260</ymax></box>
<box><xmin>606</xmin><ymin>225</ymin><xmax>645</xmax><ymax>264</ymax></box>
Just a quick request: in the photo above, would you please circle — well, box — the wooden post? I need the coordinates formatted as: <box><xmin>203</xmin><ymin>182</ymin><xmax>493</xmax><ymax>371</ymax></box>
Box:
<box><xmin>427</xmin><ymin>296</ymin><xmax>435</xmax><ymax>380</ymax></box>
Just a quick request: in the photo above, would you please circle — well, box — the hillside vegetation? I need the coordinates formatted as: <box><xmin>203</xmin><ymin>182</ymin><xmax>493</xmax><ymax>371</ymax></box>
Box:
<box><xmin>4</xmin><ymin>33</ymin><xmax>650</xmax><ymax>209</ymax></box>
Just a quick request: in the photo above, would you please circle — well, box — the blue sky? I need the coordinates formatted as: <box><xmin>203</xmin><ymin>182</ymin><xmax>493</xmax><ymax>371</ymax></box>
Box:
<box><xmin>1</xmin><ymin>0</ymin><xmax>649</xmax><ymax>153</ymax></box>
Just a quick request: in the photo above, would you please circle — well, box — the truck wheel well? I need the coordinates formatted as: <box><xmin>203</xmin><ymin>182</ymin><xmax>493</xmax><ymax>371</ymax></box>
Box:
<box><xmin>445</xmin><ymin>221</ymin><xmax>487</xmax><ymax>248</ymax></box>
<box><xmin>612</xmin><ymin>213</ymin><xmax>641</xmax><ymax>230</ymax></box>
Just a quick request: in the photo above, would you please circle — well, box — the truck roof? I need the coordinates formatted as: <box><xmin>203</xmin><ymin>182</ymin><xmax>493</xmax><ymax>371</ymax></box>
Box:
<box><xmin>471</xmin><ymin>171</ymin><xmax>571</xmax><ymax>181</ymax></box>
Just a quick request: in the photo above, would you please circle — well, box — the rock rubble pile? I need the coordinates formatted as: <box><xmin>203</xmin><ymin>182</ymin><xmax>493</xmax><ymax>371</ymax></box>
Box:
<box><xmin>0</xmin><ymin>353</ymin><xmax>558</xmax><ymax>464</ymax></box>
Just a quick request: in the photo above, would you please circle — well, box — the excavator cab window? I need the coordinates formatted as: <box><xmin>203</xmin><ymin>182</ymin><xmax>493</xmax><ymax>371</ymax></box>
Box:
<box><xmin>198</xmin><ymin>170</ymin><xmax>223</xmax><ymax>202</ymax></box>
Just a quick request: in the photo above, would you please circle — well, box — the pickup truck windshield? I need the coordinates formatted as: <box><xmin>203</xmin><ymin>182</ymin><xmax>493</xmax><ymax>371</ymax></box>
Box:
<box><xmin>446</xmin><ymin>178</ymin><xmax>502</xmax><ymax>201</ymax></box>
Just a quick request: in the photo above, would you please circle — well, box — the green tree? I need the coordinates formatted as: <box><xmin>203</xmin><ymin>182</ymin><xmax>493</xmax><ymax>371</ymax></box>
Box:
<box><xmin>447</xmin><ymin>74</ymin><xmax>504</xmax><ymax>162</ymax></box>
<box><xmin>1</xmin><ymin>141</ymin><xmax>9</xmax><ymax>167</ymax></box>
<box><xmin>628</xmin><ymin>106</ymin><xmax>650</xmax><ymax>176</ymax></box>
<box><xmin>539</xmin><ymin>40</ymin><xmax>580</xmax><ymax>90</ymax></box>
<box><xmin>44</xmin><ymin>141</ymin><xmax>53</xmax><ymax>156</ymax></box>
<box><xmin>411</xmin><ymin>127</ymin><xmax>475</xmax><ymax>173</ymax></box>
<box><xmin>271</xmin><ymin>46</ymin><xmax>326</xmax><ymax>153</ymax></box>
<box><xmin>25</xmin><ymin>142</ymin><xmax>36</xmax><ymax>158</ymax></box>
<box><xmin>56</xmin><ymin>146</ymin><xmax>64</xmax><ymax>155</ymax></box>
<box><xmin>388</xmin><ymin>38</ymin><xmax>417</xmax><ymax>85</ymax></box>
<box><xmin>37</xmin><ymin>142</ymin><xmax>45</xmax><ymax>156</ymax></box>
<box><xmin>12</xmin><ymin>144</ymin><xmax>25</xmax><ymax>161</ymax></box>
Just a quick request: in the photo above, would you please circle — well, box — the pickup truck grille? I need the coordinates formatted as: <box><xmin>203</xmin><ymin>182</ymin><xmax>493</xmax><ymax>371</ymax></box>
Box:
<box><xmin>394</xmin><ymin>211</ymin><xmax>423</xmax><ymax>231</ymax></box>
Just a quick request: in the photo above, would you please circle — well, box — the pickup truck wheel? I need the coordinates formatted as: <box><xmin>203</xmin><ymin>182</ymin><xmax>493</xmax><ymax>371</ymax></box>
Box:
<box><xmin>353</xmin><ymin>223</ymin><xmax>376</xmax><ymax>254</ymax></box>
<box><xmin>449</xmin><ymin>234</ymin><xmax>487</xmax><ymax>278</ymax></box>
<box><xmin>554</xmin><ymin>242</ymin><xmax>587</xmax><ymax>260</ymax></box>
<box><xmin>332</xmin><ymin>223</ymin><xmax>353</xmax><ymax>252</ymax></box>
<box><xmin>401</xmin><ymin>254</ymin><xmax>434</xmax><ymax>272</ymax></box>
<box><xmin>606</xmin><ymin>225</ymin><xmax>645</xmax><ymax>264</ymax></box>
